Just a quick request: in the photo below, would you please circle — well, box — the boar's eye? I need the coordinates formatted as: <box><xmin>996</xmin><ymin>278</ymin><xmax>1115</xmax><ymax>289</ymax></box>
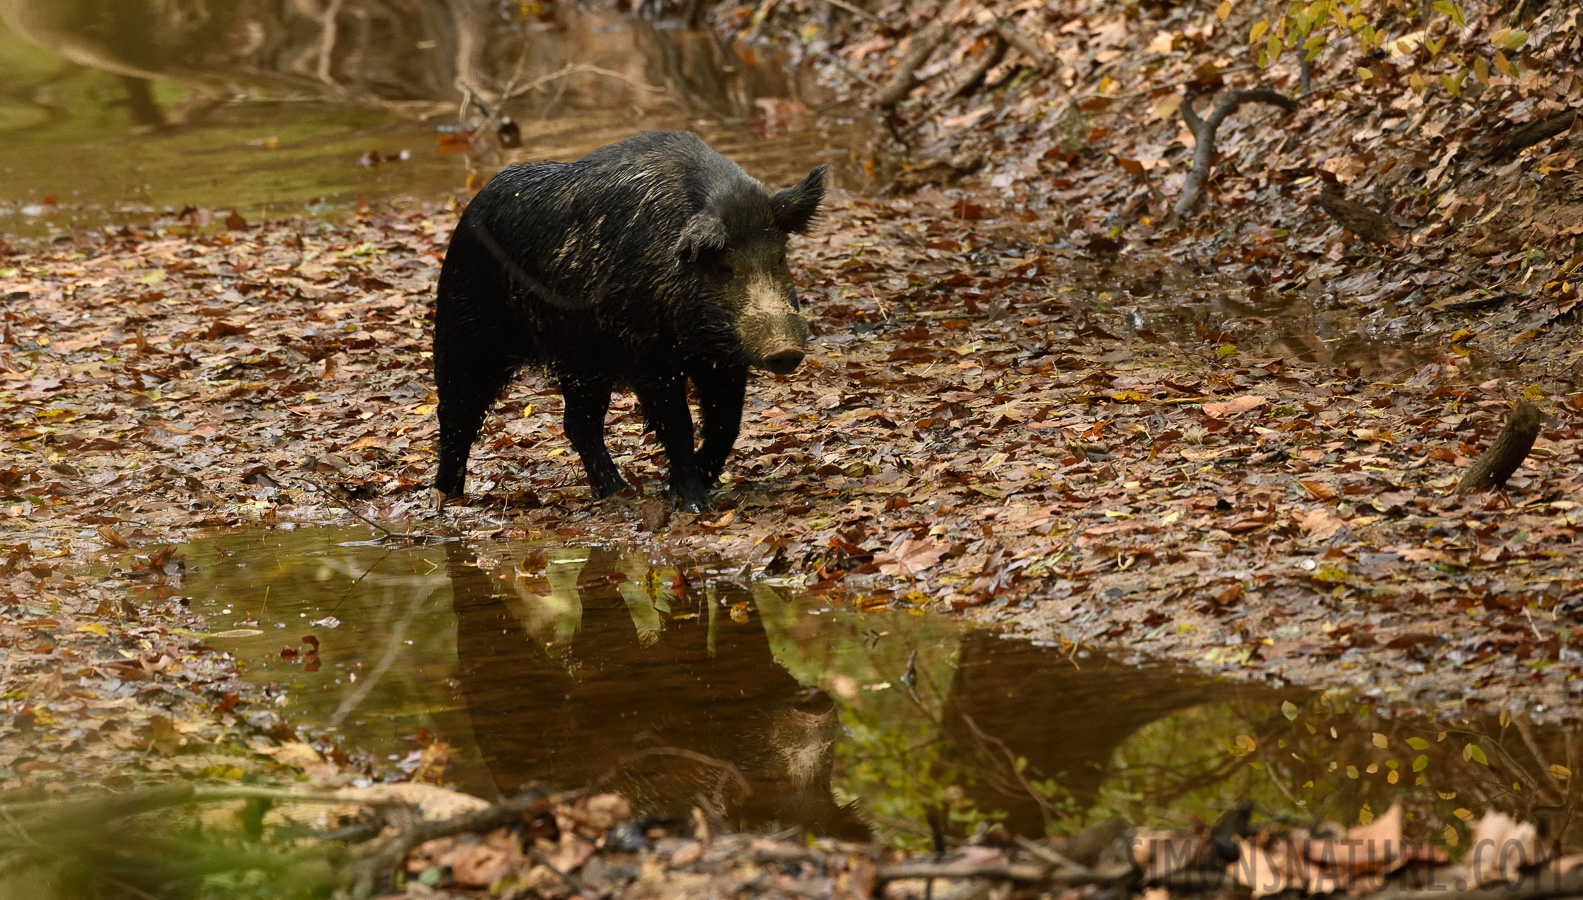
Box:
<box><xmin>696</xmin><ymin>248</ymin><xmax>733</xmax><ymax>280</ymax></box>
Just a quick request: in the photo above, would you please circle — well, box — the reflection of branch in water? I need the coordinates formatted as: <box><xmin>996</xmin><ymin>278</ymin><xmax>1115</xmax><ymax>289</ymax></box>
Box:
<box><xmin>957</xmin><ymin>712</ymin><xmax>1059</xmax><ymax>828</ymax></box>
<box><xmin>314</xmin><ymin>0</ymin><xmax>346</xmax><ymax>90</ymax></box>
<box><xmin>327</xmin><ymin>580</ymin><xmax>440</xmax><ymax>729</ymax></box>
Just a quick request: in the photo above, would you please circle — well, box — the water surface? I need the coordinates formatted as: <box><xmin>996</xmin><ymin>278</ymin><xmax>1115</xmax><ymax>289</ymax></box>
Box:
<box><xmin>142</xmin><ymin>526</ymin><xmax>1583</xmax><ymax>850</ymax></box>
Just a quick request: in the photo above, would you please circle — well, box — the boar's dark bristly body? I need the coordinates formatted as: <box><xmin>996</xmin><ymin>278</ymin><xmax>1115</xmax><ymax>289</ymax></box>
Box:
<box><xmin>433</xmin><ymin>131</ymin><xmax>826</xmax><ymax>512</ymax></box>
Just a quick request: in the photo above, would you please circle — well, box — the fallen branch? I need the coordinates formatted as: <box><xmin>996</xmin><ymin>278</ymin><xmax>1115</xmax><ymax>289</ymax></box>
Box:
<box><xmin>1313</xmin><ymin>191</ymin><xmax>1401</xmax><ymax>244</ymax></box>
<box><xmin>875</xmin><ymin>17</ymin><xmax>951</xmax><ymax>109</ymax></box>
<box><xmin>1170</xmin><ymin>88</ymin><xmax>1299</xmax><ymax>220</ymax></box>
<box><xmin>993</xmin><ymin>18</ymin><xmax>1052</xmax><ymax>68</ymax></box>
<box><xmin>341</xmin><ymin>788</ymin><xmax>549</xmax><ymax>899</ymax></box>
<box><xmin>1456</xmin><ymin>401</ymin><xmax>1542</xmax><ymax>494</ymax></box>
<box><xmin>1488</xmin><ymin>109</ymin><xmax>1577</xmax><ymax>161</ymax></box>
<box><xmin>901</xmin><ymin>34</ymin><xmax>1007</xmax><ymax>137</ymax></box>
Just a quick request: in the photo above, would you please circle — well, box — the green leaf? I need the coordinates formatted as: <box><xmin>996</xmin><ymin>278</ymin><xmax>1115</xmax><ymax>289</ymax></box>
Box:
<box><xmin>1464</xmin><ymin>743</ymin><xmax>1489</xmax><ymax>766</ymax></box>
<box><xmin>1282</xmin><ymin>701</ymin><xmax>1299</xmax><ymax>720</ymax></box>
<box><xmin>1407</xmin><ymin>737</ymin><xmax>1431</xmax><ymax>750</ymax></box>
<box><xmin>1413</xmin><ymin>754</ymin><xmax>1430</xmax><ymax>772</ymax></box>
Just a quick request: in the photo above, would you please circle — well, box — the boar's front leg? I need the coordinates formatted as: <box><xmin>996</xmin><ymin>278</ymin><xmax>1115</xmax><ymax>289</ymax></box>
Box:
<box><xmin>558</xmin><ymin>367</ymin><xmax>631</xmax><ymax>498</ymax></box>
<box><xmin>634</xmin><ymin>371</ymin><xmax>711</xmax><ymax>512</ymax></box>
<box><xmin>692</xmin><ymin>364</ymin><xmax>747</xmax><ymax>485</ymax></box>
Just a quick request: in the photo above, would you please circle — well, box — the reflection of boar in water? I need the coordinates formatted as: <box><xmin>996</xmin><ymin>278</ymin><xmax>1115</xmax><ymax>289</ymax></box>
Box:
<box><xmin>432</xmin><ymin>131</ymin><xmax>827</xmax><ymax>512</ymax></box>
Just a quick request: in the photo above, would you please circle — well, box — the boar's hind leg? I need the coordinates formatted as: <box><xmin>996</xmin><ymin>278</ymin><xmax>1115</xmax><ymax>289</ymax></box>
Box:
<box><xmin>559</xmin><ymin>370</ymin><xmax>631</xmax><ymax>498</ymax></box>
<box><xmin>634</xmin><ymin>373</ymin><xmax>711</xmax><ymax>513</ymax></box>
<box><xmin>693</xmin><ymin>365</ymin><xmax>747</xmax><ymax>485</ymax></box>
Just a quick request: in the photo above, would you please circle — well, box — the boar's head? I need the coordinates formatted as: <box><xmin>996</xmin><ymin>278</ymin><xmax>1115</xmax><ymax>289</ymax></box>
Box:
<box><xmin>676</xmin><ymin>165</ymin><xmax>827</xmax><ymax>375</ymax></box>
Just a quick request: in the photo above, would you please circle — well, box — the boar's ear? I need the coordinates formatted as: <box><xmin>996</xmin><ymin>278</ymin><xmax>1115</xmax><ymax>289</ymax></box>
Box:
<box><xmin>771</xmin><ymin>165</ymin><xmax>827</xmax><ymax>236</ymax></box>
<box><xmin>676</xmin><ymin>211</ymin><xmax>729</xmax><ymax>262</ymax></box>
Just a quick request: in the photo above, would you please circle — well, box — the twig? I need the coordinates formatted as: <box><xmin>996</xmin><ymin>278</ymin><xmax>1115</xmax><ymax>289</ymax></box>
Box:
<box><xmin>292</xmin><ymin>469</ymin><xmax>447</xmax><ymax>543</ymax></box>
<box><xmin>819</xmin><ymin>0</ymin><xmax>882</xmax><ymax>23</ymax></box>
<box><xmin>341</xmin><ymin>788</ymin><xmax>550</xmax><ymax>899</ymax></box>
<box><xmin>1170</xmin><ymin>88</ymin><xmax>1299</xmax><ymax>220</ymax></box>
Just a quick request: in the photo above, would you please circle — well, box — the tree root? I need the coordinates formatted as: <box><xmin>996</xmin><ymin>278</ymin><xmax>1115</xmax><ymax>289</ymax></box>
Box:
<box><xmin>1170</xmin><ymin>88</ymin><xmax>1299</xmax><ymax>221</ymax></box>
<box><xmin>1456</xmin><ymin>401</ymin><xmax>1542</xmax><ymax>494</ymax></box>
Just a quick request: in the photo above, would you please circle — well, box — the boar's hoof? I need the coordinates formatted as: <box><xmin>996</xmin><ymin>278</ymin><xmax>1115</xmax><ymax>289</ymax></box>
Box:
<box><xmin>671</xmin><ymin>489</ymin><xmax>713</xmax><ymax>514</ymax></box>
<box><xmin>590</xmin><ymin>474</ymin><xmax>633</xmax><ymax>499</ymax></box>
<box><xmin>762</xmin><ymin>348</ymin><xmax>805</xmax><ymax>375</ymax></box>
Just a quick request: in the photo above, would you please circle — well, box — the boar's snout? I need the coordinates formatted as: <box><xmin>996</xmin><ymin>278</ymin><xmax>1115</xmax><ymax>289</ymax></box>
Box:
<box><xmin>762</xmin><ymin>346</ymin><xmax>805</xmax><ymax>374</ymax></box>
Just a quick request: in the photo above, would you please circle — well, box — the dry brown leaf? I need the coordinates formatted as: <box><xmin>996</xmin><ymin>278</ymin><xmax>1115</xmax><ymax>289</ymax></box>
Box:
<box><xmin>1203</xmin><ymin>395</ymin><xmax>1267</xmax><ymax>418</ymax></box>
<box><xmin>1297</xmin><ymin>508</ymin><xmax>1347</xmax><ymax>541</ymax></box>
<box><xmin>875</xmin><ymin>536</ymin><xmax>949</xmax><ymax>577</ymax></box>
<box><xmin>97</xmin><ymin>525</ymin><xmax>130</xmax><ymax>548</ymax></box>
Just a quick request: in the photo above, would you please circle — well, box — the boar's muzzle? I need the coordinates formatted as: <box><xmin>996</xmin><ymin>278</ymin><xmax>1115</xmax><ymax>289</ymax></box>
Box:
<box><xmin>761</xmin><ymin>346</ymin><xmax>806</xmax><ymax>374</ymax></box>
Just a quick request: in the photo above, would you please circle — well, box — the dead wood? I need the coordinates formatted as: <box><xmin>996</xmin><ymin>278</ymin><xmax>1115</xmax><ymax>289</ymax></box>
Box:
<box><xmin>875</xmin><ymin>17</ymin><xmax>951</xmax><ymax>109</ymax></box>
<box><xmin>993</xmin><ymin>18</ymin><xmax>1052</xmax><ymax>68</ymax></box>
<box><xmin>1456</xmin><ymin>401</ymin><xmax>1542</xmax><ymax>493</ymax></box>
<box><xmin>816</xmin><ymin>0</ymin><xmax>883</xmax><ymax>23</ymax></box>
<box><xmin>1488</xmin><ymin>109</ymin><xmax>1577</xmax><ymax>161</ymax></box>
<box><xmin>1170</xmin><ymin>88</ymin><xmax>1299</xmax><ymax>220</ymax></box>
<box><xmin>1314</xmin><ymin>191</ymin><xmax>1401</xmax><ymax>243</ymax></box>
<box><xmin>900</xmin><ymin>34</ymin><xmax>1007</xmax><ymax>137</ymax></box>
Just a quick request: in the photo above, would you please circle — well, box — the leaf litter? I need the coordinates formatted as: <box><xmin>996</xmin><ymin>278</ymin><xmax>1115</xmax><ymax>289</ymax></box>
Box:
<box><xmin>5</xmin><ymin>0</ymin><xmax>1583</xmax><ymax>886</ymax></box>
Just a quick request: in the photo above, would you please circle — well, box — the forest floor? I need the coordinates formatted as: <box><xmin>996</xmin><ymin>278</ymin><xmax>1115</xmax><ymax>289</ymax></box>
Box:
<box><xmin>3</xmin><ymin>0</ymin><xmax>1583</xmax><ymax>893</ymax></box>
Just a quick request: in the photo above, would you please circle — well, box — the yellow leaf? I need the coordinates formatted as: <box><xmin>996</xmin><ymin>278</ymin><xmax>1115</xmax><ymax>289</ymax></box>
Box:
<box><xmin>1410</xmin><ymin>72</ymin><xmax>1428</xmax><ymax>92</ymax></box>
<box><xmin>1493</xmin><ymin>50</ymin><xmax>1514</xmax><ymax>77</ymax></box>
<box><xmin>76</xmin><ymin>623</ymin><xmax>108</xmax><ymax>635</ymax></box>
<box><xmin>1372</xmin><ymin>732</ymin><xmax>1389</xmax><ymax>748</ymax></box>
<box><xmin>1217</xmin><ymin>0</ymin><xmax>1232</xmax><ymax>19</ymax></box>
<box><xmin>1349</xmin><ymin>14</ymin><xmax>1366</xmax><ymax>28</ymax></box>
<box><xmin>1235</xmin><ymin>734</ymin><xmax>1257</xmax><ymax>752</ymax></box>
<box><xmin>1440</xmin><ymin>73</ymin><xmax>1461</xmax><ymax>97</ymax></box>
<box><xmin>1250</xmin><ymin>20</ymin><xmax>1270</xmax><ymax>41</ymax></box>
<box><xmin>1357</xmin><ymin>65</ymin><xmax>1375</xmax><ymax>80</ymax></box>
<box><xmin>1473</xmin><ymin>56</ymin><xmax>1490</xmax><ymax>83</ymax></box>
<box><xmin>1551</xmin><ymin>764</ymin><xmax>1572</xmax><ymax>781</ymax></box>
<box><xmin>1491</xmin><ymin>26</ymin><xmax>1511</xmax><ymax>46</ymax></box>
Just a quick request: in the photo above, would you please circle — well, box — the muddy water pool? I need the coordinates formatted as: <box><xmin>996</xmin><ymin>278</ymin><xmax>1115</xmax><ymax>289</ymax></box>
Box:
<box><xmin>136</xmin><ymin>526</ymin><xmax>1583</xmax><ymax>850</ymax></box>
<box><xmin>0</xmin><ymin>1</ymin><xmax>871</xmax><ymax>235</ymax></box>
